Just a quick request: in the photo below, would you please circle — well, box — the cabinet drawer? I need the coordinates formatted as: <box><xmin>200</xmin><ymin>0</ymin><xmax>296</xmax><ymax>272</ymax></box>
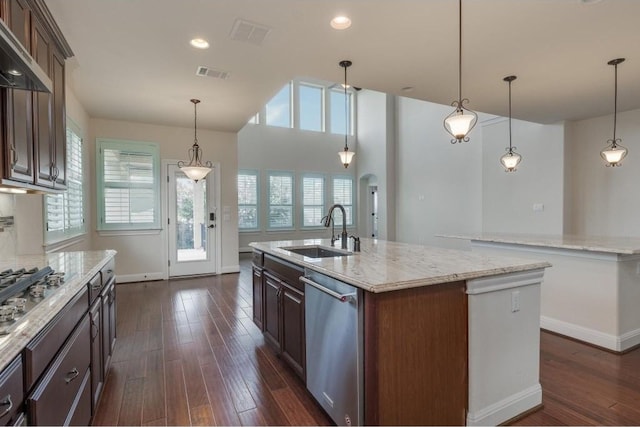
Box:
<box><xmin>101</xmin><ymin>257</ymin><xmax>115</xmax><ymax>286</ymax></box>
<box><xmin>24</xmin><ymin>286</ymin><xmax>88</xmax><ymax>390</ymax></box>
<box><xmin>87</xmin><ymin>272</ymin><xmax>101</xmax><ymax>305</ymax></box>
<box><xmin>27</xmin><ymin>315</ymin><xmax>91</xmax><ymax>426</ymax></box>
<box><xmin>252</xmin><ymin>250</ymin><xmax>263</xmax><ymax>267</ymax></box>
<box><xmin>264</xmin><ymin>254</ymin><xmax>304</xmax><ymax>292</ymax></box>
<box><xmin>0</xmin><ymin>357</ymin><xmax>23</xmax><ymax>426</ymax></box>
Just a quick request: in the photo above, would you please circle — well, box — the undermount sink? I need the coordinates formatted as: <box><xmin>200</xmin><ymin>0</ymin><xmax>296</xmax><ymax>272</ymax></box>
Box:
<box><xmin>280</xmin><ymin>245</ymin><xmax>352</xmax><ymax>258</ymax></box>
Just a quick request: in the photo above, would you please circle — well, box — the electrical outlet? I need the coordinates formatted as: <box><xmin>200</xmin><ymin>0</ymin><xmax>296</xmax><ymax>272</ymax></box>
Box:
<box><xmin>511</xmin><ymin>290</ymin><xmax>520</xmax><ymax>312</ymax></box>
<box><xmin>533</xmin><ymin>203</ymin><xmax>544</xmax><ymax>212</ymax></box>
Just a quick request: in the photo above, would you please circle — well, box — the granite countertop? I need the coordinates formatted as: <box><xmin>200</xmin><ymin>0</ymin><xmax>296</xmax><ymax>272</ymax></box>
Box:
<box><xmin>0</xmin><ymin>250</ymin><xmax>116</xmax><ymax>372</ymax></box>
<box><xmin>250</xmin><ymin>238</ymin><xmax>549</xmax><ymax>293</ymax></box>
<box><xmin>439</xmin><ymin>232</ymin><xmax>640</xmax><ymax>255</ymax></box>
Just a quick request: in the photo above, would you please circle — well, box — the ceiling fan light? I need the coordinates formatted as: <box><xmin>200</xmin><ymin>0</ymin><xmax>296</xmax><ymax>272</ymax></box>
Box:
<box><xmin>339</xmin><ymin>149</ymin><xmax>355</xmax><ymax>168</ymax></box>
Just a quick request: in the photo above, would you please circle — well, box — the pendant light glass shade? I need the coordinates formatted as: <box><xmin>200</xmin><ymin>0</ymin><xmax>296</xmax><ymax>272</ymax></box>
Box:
<box><xmin>600</xmin><ymin>58</ymin><xmax>627</xmax><ymax>167</ymax></box>
<box><xmin>444</xmin><ymin>0</ymin><xmax>477</xmax><ymax>144</ymax></box>
<box><xmin>338</xmin><ymin>60</ymin><xmax>355</xmax><ymax>168</ymax></box>
<box><xmin>179</xmin><ymin>99</ymin><xmax>212</xmax><ymax>181</ymax></box>
<box><xmin>500</xmin><ymin>75</ymin><xmax>522</xmax><ymax>172</ymax></box>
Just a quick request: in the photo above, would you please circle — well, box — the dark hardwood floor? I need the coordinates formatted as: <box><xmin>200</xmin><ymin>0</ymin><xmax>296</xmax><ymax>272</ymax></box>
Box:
<box><xmin>93</xmin><ymin>254</ymin><xmax>640</xmax><ymax>426</ymax></box>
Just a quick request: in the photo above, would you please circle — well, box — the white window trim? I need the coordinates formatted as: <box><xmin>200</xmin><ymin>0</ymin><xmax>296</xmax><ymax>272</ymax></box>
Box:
<box><xmin>238</xmin><ymin>169</ymin><xmax>260</xmax><ymax>232</ymax></box>
<box><xmin>96</xmin><ymin>138</ymin><xmax>161</xmax><ymax>231</ymax></box>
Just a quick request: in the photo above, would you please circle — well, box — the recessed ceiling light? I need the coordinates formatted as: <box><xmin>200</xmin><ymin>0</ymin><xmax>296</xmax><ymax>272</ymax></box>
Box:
<box><xmin>190</xmin><ymin>38</ymin><xmax>210</xmax><ymax>49</ymax></box>
<box><xmin>330</xmin><ymin>16</ymin><xmax>352</xmax><ymax>30</ymax></box>
<box><xmin>7</xmin><ymin>69</ymin><xmax>22</xmax><ymax>76</ymax></box>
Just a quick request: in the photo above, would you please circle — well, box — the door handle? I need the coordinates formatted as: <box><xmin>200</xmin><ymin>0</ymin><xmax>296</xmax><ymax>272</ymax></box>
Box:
<box><xmin>208</xmin><ymin>224</ymin><xmax>216</xmax><ymax>228</ymax></box>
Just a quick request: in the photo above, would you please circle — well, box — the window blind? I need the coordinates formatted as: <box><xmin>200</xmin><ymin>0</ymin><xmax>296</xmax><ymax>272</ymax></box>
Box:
<box><xmin>333</xmin><ymin>177</ymin><xmax>353</xmax><ymax>226</ymax></box>
<box><xmin>97</xmin><ymin>139</ymin><xmax>160</xmax><ymax>230</ymax></box>
<box><xmin>302</xmin><ymin>175</ymin><xmax>324</xmax><ymax>227</ymax></box>
<box><xmin>268</xmin><ymin>172</ymin><xmax>293</xmax><ymax>228</ymax></box>
<box><xmin>44</xmin><ymin>126</ymin><xmax>85</xmax><ymax>243</ymax></box>
<box><xmin>238</xmin><ymin>171</ymin><xmax>259</xmax><ymax>229</ymax></box>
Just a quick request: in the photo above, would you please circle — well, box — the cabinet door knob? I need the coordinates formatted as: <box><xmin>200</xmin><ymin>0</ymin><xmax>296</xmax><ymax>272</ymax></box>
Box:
<box><xmin>64</xmin><ymin>367</ymin><xmax>80</xmax><ymax>383</ymax></box>
<box><xmin>0</xmin><ymin>394</ymin><xmax>13</xmax><ymax>418</ymax></box>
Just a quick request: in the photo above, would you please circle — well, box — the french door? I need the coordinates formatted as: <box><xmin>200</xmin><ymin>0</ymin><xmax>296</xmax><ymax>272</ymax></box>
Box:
<box><xmin>167</xmin><ymin>164</ymin><xmax>217</xmax><ymax>277</ymax></box>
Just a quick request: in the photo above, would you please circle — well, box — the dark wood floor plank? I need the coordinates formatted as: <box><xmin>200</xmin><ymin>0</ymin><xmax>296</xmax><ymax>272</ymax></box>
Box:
<box><xmin>117</xmin><ymin>378</ymin><xmax>144</xmax><ymax>426</ymax></box>
<box><xmin>142</xmin><ymin>349</ymin><xmax>166</xmax><ymax>424</ymax></box>
<box><xmin>200</xmin><ymin>362</ymin><xmax>243</xmax><ymax>426</ymax></box>
<box><xmin>190</xmin><ymin>405</ymin><xmax>216</xmax><ymax>426</ymax></box>
<box><xmin>180</xmin><ymin>343</ymin><xmax>210</xmax><ymax>409</ymax></box>
<box><xmin>165</xmin><ymin>359</ymin><xmax>191</xmax><ymax>426</ymax></box>
<box><xmin>237</xmin><ymin>408</ymin><xmax>267</xmax><ymax>426</ymax></box>
<box><xmin>92</xmin><ymin>361</ymin><xmax>128</xmax><ymax>426</ymax></box>
<box><xmin>272</xmin><ymin>387</ymin><xmax>318</xmax><ymax>426</ymax></box>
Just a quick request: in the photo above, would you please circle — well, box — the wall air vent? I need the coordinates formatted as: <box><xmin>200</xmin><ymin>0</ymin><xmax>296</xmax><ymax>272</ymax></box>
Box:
<box><xmin>196</xmin><ymin>66</ymin><xmax>230</xmax><ymax>80</ymax></box>
<box><xmin>229</xmin><ymin>19</ymin><xmax>271</xmax><ymax>45</ymax></box>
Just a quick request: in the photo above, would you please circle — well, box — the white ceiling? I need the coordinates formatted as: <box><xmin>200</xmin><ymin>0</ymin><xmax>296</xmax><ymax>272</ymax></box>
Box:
<box><xmin>44</xmin><ymin>0</ymin><xmax>640</xmax><ymax>133</ymax></box>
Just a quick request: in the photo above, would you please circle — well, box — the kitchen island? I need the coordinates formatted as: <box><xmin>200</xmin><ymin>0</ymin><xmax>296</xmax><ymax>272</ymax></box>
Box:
<box><xmin>0</xmin><ymin>250</ymin><xmax>116</xmax><ymax>425</ymax></box>
<box><xmin>441</xmin><ymin>233</ymin><xmax>640</xmax><ymax>352</ymax></box>
<box><xmin>250</xmin><ymin>238</ymin><xmax>550</xmax><ymax>426</ymax></box>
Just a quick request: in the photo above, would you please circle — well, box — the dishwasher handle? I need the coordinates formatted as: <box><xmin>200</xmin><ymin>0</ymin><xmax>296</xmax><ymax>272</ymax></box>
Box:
<box><xmin>300</xmin><ymin>276</ymin><xmax>356</xmax><ymax>303</ymax></box>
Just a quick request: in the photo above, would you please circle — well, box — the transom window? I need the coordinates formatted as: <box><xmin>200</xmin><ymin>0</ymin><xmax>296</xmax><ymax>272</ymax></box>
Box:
<box><xmin>299</xmin><ymin>84</ymin><xmax>324</xmax><ymax>132</ymax></box>
<box><xmin>265</xmin><ymin>83</ymin><xmax>292</xmax><ymax>128</ymax></box>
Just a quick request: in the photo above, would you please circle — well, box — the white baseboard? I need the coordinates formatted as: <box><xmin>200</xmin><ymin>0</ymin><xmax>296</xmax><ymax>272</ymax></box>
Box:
<box><xmin>467</xmin><ymin>384</ymin><xmax>542</xmax><ymax>426</ymax></box>
<box><xmin>220</xmin><ymin>265</ymin><xmax>240</xmax><ymax>274</ymax></box>
<box><xmin>540</xmin><ymin>315</ymin><xmax>640</xmax><ymax>352</ymax></box>
<box><xmin>116</xmin><ymin>272</ymin><xmax>164</xmax><ymax>283</ymax></box>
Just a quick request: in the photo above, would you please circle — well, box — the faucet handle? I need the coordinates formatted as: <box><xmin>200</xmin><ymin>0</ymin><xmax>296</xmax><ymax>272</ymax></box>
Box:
<box><xmin>349</xmin><ymin>235</ymin><xmax>361</xmax><ymax>252</ymax></box>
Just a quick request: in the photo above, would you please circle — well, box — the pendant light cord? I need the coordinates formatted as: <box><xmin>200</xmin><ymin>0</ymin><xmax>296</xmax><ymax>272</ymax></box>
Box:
<box><xmin>193</xmin><ymin>100</ymin><xmax>199</xmax><ymax>146</ymax></box>
<box><xmin>344</xmin><ymin>63</ymin><xmax>349</xmax><ymax>150</ymax></box>
<box><xmin>613</xmin><ymin>61</ymin><xmax>618</xmax><ymax>143</ymax></box>
<box><xmin>457</xmin><ymin>0</ymin><xmax>462</xmax><ymax>104</ymax></box>
<box><xmin>508</xmin><ymin>78</ymin><xmax>512</xmax><ymax>151</ymax></box>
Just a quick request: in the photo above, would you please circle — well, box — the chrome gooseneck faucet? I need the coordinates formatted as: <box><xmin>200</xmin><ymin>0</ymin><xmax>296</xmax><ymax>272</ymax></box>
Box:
<box><xmin>323</xmin><ymin>204</ymin><xmax>348</xmax><ymax>249</ymax></box>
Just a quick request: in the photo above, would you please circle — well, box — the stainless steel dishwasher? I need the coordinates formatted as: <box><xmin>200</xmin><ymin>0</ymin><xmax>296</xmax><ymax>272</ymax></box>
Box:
<box><xmin>301</xmin><ymin>269</ymin><xmax>363</xmax><ymax>426</ymax></box>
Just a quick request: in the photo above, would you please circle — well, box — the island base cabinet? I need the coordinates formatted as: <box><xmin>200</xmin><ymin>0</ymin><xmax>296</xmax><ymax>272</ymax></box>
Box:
<box><xmin>363</xmin><ymin>281</ymin><xmax>468</xmax><ymax>426</ymax></box>
<box><xmin>0</xmin><ymin>357</ymin><xmax>24</xmax><ymax>426</ymax></box>
<box><xmin>27</xmin><ymin>315</ymin><xmax>91</xmax><ymax>426</ymax></box>
<box><xmin>89</xmin><ymin>298</ymin><xmax>103</xmax><ymax>413</ymax></box>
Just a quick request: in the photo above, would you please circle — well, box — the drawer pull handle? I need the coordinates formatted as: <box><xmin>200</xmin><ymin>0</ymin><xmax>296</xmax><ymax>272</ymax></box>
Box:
<box><xmin>0</xmin><ymin>394</ymin><xmax>12</xmax><ymax>418</ymax></box>
<box><xmin>65</xmin><ymin>368</ymin><xmax>80</xmax><ymax>384</ymax></box>
<box><xmin>91</xmin><ymin>283</ymin><xmax>102</xmax><ymax>291</ymax></box>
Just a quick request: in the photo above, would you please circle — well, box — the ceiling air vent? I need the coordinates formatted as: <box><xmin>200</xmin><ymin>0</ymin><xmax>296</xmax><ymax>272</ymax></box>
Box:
<box><xmin>229</xmin><ymin>19</ymin><xmax>271</xmax><ymax>45</ymax></box>
<box><xmin>196</xmin><ymin>66</ymin><xmax>230</xmax><ymax>80</ymax></box>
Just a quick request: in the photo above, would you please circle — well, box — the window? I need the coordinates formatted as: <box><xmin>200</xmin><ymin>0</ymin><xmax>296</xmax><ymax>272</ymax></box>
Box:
<box><xmin>302</xmin><ymin>175</ymin><xmax>324</xmax><ymax>227</ymax></box>
<box><xmin>44</xmin><ymin>125</ymin><xmax>85</xmax><ymax>243</ymax></box>
<box><xmin>332</xmin><ymin>176</ymin><xmax>354</xmax><ymax>226</ymax></box>
<box><xmin>238</xmin><ymin>170</ymin><xmax>259</xmax><ymax>230</ymax></box>
<box><xmin>330</xmin><ymin>89</ymin><xmax>352</xmax><ymax>135</ymax></box>
<box><xmin>299</xmin><ymin>84</ymin><xmax>323</xmax><ymax>132</ymax></box>
<box><xmin>96</xmin><ymin>139</ymin><xmax>161</xmax><ymax>231</ymax></box>
<box><xmin>265</xmin><ymin>83</ymin><xmax>292</xmax><ymax>128</ymax></box>
<box><xmin>268</xmin><ymin>171</ymin><xmax>294</xmax><ymax>229</ymax></box>
<box><xmin>247</xmin><ymin>114</ymin><xmax>259</xmax><ymax>125</ymax></box>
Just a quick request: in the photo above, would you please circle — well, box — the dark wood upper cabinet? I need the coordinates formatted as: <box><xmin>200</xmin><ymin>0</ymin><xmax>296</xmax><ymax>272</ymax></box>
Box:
<box><xmin>0</xmin><ymin>0</ymin><xmax>71</xmax><ymax>191</ymax></box>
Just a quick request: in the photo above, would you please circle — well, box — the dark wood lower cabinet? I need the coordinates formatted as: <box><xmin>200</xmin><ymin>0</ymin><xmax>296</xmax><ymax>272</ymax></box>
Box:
<box><xmin>255</xmin><ymin>253</ymin><xmax>306</xmax><ymax>381</ymax></box>
<box><xmin>27</xmin><ymin>315</ymin><xmax>91</xmax><ymax>426</ymax></box>
<box><xmin>0</xmin><ymin>356</ymin><xmax>24</xmax><ymax>426</ymax></box>
<box><xmin>101</xmin><ymin>279</ymin><xmax>116</xmax><ymax>377</ymax></box>
<box><xmin>252</xmin><ymin>266</ymin><xmax>264</xmax><ymax>330</ymax></box>
<box><xmin>89</xmin><ymin>298</ymin><xmax>103</xmax><ymax>413</ymax></box>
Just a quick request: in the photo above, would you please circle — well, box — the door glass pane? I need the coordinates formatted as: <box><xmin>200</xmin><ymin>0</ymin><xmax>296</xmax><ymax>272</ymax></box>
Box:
<box><xmin>176</xmin><ymin>172</ymin><xmax>207</xmax><ymax>262</ymax></box>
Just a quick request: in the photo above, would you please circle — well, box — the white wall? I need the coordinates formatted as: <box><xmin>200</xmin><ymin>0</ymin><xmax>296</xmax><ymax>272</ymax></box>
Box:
<box><xmin>90</xmin><ymin>118</ymin><xmax>239</xmax><ymax>277</ymax></box>
<box><xmin>0</xmin><ymin>194</ymin><xmax>16</xmax><ymax>259</ymax></box>
<box><xmin>237</xmin><ymin>123</ymin><xmax>356</xmax><ymax>250</ymax></box>
<box><xmin>356</xmin><ymin>90</ymin><xmax>396</xmax><ymax>240</ymax></box>
<box><xmin>565</xmin><ymin>108</ymin><xmax>640</xmax><ymax>236</ymax></box>
<box><xmin>481</xmin><ymin>118</ymin><xmax>565</xmax><ymax>234</ymax></box>
<box><xmin>395</xmin><ymin>97</ymin><xmax>484</xmax><ymax>249</ymax></box>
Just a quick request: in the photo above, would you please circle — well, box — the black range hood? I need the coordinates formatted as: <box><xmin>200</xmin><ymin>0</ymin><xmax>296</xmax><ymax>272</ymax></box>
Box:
<box><xmin>0</xmin><ymin>17</ymin><xmax>52</xmax><ymax>93</ymax></box>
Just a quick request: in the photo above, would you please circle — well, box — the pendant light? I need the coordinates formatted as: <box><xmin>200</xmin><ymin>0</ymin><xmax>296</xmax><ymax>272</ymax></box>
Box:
<box><xmin>338</xmin><ymin>60</ymin><xmax>355</xmax><ymax>168</ymax></box>
<box><xmin>600</xmin><ymin>58</ymin><xmax>627</xmax><ymax>167</ymax></box>
<box><xmin>443</xmin><ymin>0</ymin><xmax>477</xmax><ymax>144</ymax></box>
<box><xmin>178</xmin><ymin>99</ymin><xmax>212</xmax><ymax>182</ymax></box>
<box><xmin>500</xmin><ymin>75</ymin><xmax>522</xmax><ymax>172</ymax></box>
